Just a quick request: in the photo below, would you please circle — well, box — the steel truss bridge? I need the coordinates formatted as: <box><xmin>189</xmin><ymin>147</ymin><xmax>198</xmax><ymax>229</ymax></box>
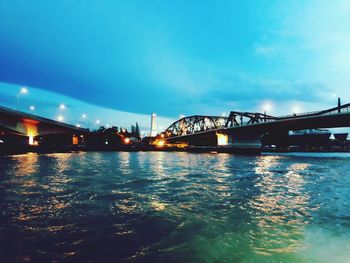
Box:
<box><xmin>163</xmin><ymin>103</ymin><xmax>350</xmax><ymax>150</ymax></box>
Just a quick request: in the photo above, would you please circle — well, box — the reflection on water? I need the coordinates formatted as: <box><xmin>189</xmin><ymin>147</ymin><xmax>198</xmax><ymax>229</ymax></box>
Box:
<box><xmin>13</xmin><ymin>152</ymin><xmax>39</xmax><ymax>176</ymax></box>
<box><xmin>251</xmin><ymin>156</ymin><xmax>311</xmax><ymax>256</ymax></box>
<box><xmin>119</xmin><ymin>151</ymin><xmax>132</xmax><ymax>175</ymax></box>
<box><xmin>1</xmin><ymin>152</ymin><xmax>350</xmax><ymax>262</ymax></box>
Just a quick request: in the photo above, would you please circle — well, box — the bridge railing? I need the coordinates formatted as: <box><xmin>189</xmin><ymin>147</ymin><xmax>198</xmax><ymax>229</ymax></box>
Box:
<box><xmin>224</xmin><ymin>104</ymin><xmax>350</xmax><ymax>128</ymax></box>
<box><xmin>274</xmin><ymin>103</ymin><xmax>350</xmax><ymax>120</ymax></box>
<box><xmin>276</xmin><ymin>111</ymin><xmax>323</xmax><ymax>120</ymax></box>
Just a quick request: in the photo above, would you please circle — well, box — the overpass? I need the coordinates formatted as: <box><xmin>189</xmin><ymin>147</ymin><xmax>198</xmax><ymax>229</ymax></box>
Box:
<box><xmin>163</xmin><ymin>102</ymin><xmax>350</xmax><ymax>150</ymax></box>
<box><xmin>0</xmin><ymin>106</ymin><xmax>88</xmax><ymax>145</ymax></box>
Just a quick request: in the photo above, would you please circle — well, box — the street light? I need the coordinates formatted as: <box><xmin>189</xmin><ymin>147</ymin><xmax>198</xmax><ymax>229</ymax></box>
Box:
<box><xmin>20</xmin><ymin>87</ymin><xmax>28</xmax><ymax>94</ymax></box>
<box><xmin>80</xmin><ymin>114</ymin><xmax>89</xmax><ymax>129</ymax></box>
<box><xmin>292</xmin><ymin>106</ymin><xmax>301</xmax><ymax>115</ymax></box>
<box><xmin>262</xmin><ymin>102</ymin><xmax>273</xmax><ymax>122</ymax></box>
<box><xmin>96</xmin><ymin>120</ymin><xmax>100</xmax><ymax>125</ymax></box>
<box><xmin>29</xmin><ymin>105</ymin><xmax>35</xmax><ymax>111</ymax></box>
<box><xmin>57</xmin><ymin>115</ymin><xmax>64</xmax><ymax>122</ymax></box>
<box><xmin>16</xmin><ymin>87</ymin><xmax>28</xmax><ymax>109</ymax></box>
<box><xmin>263</xmin><ymin>103</ymin><xmax>272</xmax><ymax>113</ymax></box>
<box><xmin>59</xmin><ymin>104</ymin><xmax>66</xmax><ymax>110</ymax></box>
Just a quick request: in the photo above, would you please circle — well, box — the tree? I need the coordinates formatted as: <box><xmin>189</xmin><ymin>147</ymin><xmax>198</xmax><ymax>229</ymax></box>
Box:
<box><xmin>135</xmin><ymin>122</ymin><xmax>141</xmax><ymax>139</ymax></box>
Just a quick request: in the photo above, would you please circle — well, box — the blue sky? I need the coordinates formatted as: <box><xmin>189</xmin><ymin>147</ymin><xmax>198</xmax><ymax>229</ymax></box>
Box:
<box><xmin>1</xmin><ymin>0</ymin><xmax>350</xmax><ymax>131</ymax></box>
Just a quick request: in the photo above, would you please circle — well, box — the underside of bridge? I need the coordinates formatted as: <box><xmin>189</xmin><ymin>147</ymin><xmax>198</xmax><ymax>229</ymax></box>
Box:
<box><xmin>0</xmin><ymin>106</ymin><xmax>88</xmax><ymax>146</ymax></box>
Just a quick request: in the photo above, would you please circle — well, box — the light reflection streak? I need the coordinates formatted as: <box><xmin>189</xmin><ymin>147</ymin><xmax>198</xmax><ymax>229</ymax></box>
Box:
<box><xmin>12</xmin><ymin>153</ymin><xmax>39</xmax><ymax>176</ymax></box>
<box><xmin>46</xmin><ymin>153</ymin><xmax>73</xmax><ymax>194</ymax></box>
<box><xmin>46</xmin><ymin>153</ymin><xmax>70</xmax><ymax>173</ymax></box>
<box><xmin>151</xmin><ymin>152</ymin><xmax>166</xmax><ymax>176</ymax></box>
<box><xmin>119</xmin><ymin>152</ymin><xmax>131</xmax><ymax>175</ymax></box>
<box><xmin>250</xmin><ymin>156</ymin><xmax>312</xmax><ymax>255</ymax></box>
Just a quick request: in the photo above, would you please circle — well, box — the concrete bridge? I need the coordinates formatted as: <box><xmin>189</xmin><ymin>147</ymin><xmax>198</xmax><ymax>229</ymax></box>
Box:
<box><xmin>0</xmin><ymin>106</ymin><xmax>88</xmax><ymax>145</ymax></box>
<box><xmin>163</xmin><ymin>102</ymin><xmax>350</xmax><ymax>150</ymax></box>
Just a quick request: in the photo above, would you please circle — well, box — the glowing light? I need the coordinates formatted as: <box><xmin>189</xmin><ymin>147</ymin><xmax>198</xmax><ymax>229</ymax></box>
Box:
<box><xmin>156</xmin><ymin>140</ymin><xmax>165</xmax><ymax>147</ymax></box>
<box><xmin>76</xmin><ymin>124</ymin><xmax>81</xmax><ymax>128</ymax></box>
<box><xmin>82</xmin><ymin>114</ymin><xmax>87</xmax><ymax>118</ymax></box>
<box><xmin>96</xmin><ymin>120</ymin><xmax>100</xmax><ymax>124</ymax></box>
<box><xmin>124</xmin><ymin>138</ymin><xmax>130</xmax><ymax>144</ymax></box>
<box><xmin>59</xmin><ymin>104</ymin><xmax>66</xmax><ymax>110</ymax></box>
<box><xmin>217</xmin><ymin>133</ymin><xmax>228</xmax><ymax>146</ymax></box>
<box><xmin>222</xmin><ymin>112</ymin><xmax>226</xmax><ymax>117</ymax></box>
<box><xmin>24</xmin><ymin>120</ymin><xmax>38</xmax><ymax>145</ymax></box>
<box><xmin>292</xmin><ymin>106</ymin><xmax>301</xmax><ymax>114</ymax></box>
<box><xmin>105</xmin><ymin>141</ymin><xmax>109</xmax><ymax>145</ymax></box>
<box><xmin>29</xmin><ymin>105</ymin><xmax>35</xmax><ymax>111</ymax></box>
<box><xmin>72</xmin><ymin>135</ymin><xmax>79</xmax><ymax>145</ymax></box>
<box><xmin>57</xmin><ymin>115</ymin><xmax>64</xmax><ymax>122</ymax></box>
<box><xmin>263</xmin><ymin>102</ymin><xmax>272</xmax><ymax>113</ymax></box>
<box><xmin>20</xmin><ymin>87</ymin><xmax>28</xmax><ymax>94</ymax></box>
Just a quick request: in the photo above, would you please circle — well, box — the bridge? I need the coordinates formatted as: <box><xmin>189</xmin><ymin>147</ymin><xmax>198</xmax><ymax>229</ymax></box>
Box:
<box><xmin>163</xmin><ymin>101</ymin><xmax>350</xmax><ymax>150</ymax></box>
<box><xmin>0</xmin><ymin>106</ymin><xmax>88</xmax><ymax>145</ymax></box>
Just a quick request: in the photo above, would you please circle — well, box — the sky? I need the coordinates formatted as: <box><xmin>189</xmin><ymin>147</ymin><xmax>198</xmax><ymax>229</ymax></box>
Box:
<box><xmin>1</xmin><ymin>0</ymin><xmax>350</xmax><ymax>132</ymax></box>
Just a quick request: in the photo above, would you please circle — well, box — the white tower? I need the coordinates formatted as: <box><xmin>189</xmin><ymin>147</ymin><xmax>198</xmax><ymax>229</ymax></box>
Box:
<box><xmin>150</xmin><ymin>113</ymin><xmax>157</xmax><ymax>137</ymax></box>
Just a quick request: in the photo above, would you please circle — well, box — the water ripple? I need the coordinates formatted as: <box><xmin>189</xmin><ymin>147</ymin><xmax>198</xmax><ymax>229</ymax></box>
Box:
<box><xmin>1</xmin><ymin>152</ymin><xmax>350</xmax><ymax>262</ymax></box>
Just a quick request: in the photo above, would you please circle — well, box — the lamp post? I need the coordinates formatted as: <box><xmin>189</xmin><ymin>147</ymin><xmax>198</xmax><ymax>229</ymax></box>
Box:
<box><xmin>16</xmin><ymin>87</ymin><xmax>28</xmax><ymax>109</ymax></box>
<box><xmin>54</xmin><ymin>103</ymin><xmax>67</xmax><ymax>123</ymax></box>
<box><xmin>80</xmin><ymin>113</ymin><xmax>91</xmax><ymax>129</ymax></box>
<box><xmin>263</xmin><ymin>103</ymin><xmax>272</xmax><ymax>122</ymax></box>
<box><xmin>292</xmin><ymin>106</ymin><xmax>301</xmax><ymax>116</ymax></box>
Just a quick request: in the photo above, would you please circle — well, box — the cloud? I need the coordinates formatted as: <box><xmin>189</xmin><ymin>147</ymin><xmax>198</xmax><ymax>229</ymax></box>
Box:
<box><xmin>0</xmin><ymin>1</ymin><xmax>349</xmax><ymax>119</ymax></box>
<box><xmin>272</xmin><ymin>0</ymin><xmax>350</xmax><ymax>98</ymax></box>
<box><xmin>254</xmin><ymin>45</ymin><xmax>276</xmax><ymax>56</ymax></box>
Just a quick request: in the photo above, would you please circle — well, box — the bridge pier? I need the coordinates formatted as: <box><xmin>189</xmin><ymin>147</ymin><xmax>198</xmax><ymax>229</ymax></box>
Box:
<box><xmin>217</xmin><ymin>131</ymin><xmax>262</xmax><ymax>151</ymax></box>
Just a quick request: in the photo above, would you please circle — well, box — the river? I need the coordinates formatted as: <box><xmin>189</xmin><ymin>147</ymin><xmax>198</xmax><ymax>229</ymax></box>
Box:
<box><xmin>1</xmin><ymin>151</ymin><xmax>350</xmax><ymax>262</ymax></box>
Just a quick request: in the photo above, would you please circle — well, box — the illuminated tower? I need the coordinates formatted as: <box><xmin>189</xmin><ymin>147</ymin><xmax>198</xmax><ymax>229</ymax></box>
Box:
<box><xmin>150</xmin><ymin>113</ymin><xmax>157</xmax><ymax>137</ymax></box>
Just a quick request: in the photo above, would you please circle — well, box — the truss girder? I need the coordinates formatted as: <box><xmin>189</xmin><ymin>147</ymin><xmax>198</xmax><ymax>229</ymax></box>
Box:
<box><xmin>165</xmin><ymin>115</ymin><xmax>227</xmax><ymax>137</ymax></box>
<box><xmin>164</xmin><ymin>102</ymin><xmax>350</xmax><ymax>139</ymax></box>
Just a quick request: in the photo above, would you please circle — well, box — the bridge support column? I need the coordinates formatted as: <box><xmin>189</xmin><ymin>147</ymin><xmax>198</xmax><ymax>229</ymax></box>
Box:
<box><xmin>219</xmin><ymin>131</ymin><xmax>262</xmax><ymax>151</ymax></box>
<box><xmin>23</xmin><ymin>119</ymin><xmax>39</xmax><ymax>145</ymax></box>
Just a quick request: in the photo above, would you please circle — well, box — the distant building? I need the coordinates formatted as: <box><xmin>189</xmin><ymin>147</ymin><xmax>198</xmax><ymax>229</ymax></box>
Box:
<box><xmin>150</xmin><ymin>113</ymin><xmax>157</xmax><ymax>137</ymax></box>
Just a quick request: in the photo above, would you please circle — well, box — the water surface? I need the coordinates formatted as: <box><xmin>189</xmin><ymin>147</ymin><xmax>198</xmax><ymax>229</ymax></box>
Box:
<box><xmin>1</xmin><ymin>152</ymin><xmax>350</xmax><ymax>262</ymax></box>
